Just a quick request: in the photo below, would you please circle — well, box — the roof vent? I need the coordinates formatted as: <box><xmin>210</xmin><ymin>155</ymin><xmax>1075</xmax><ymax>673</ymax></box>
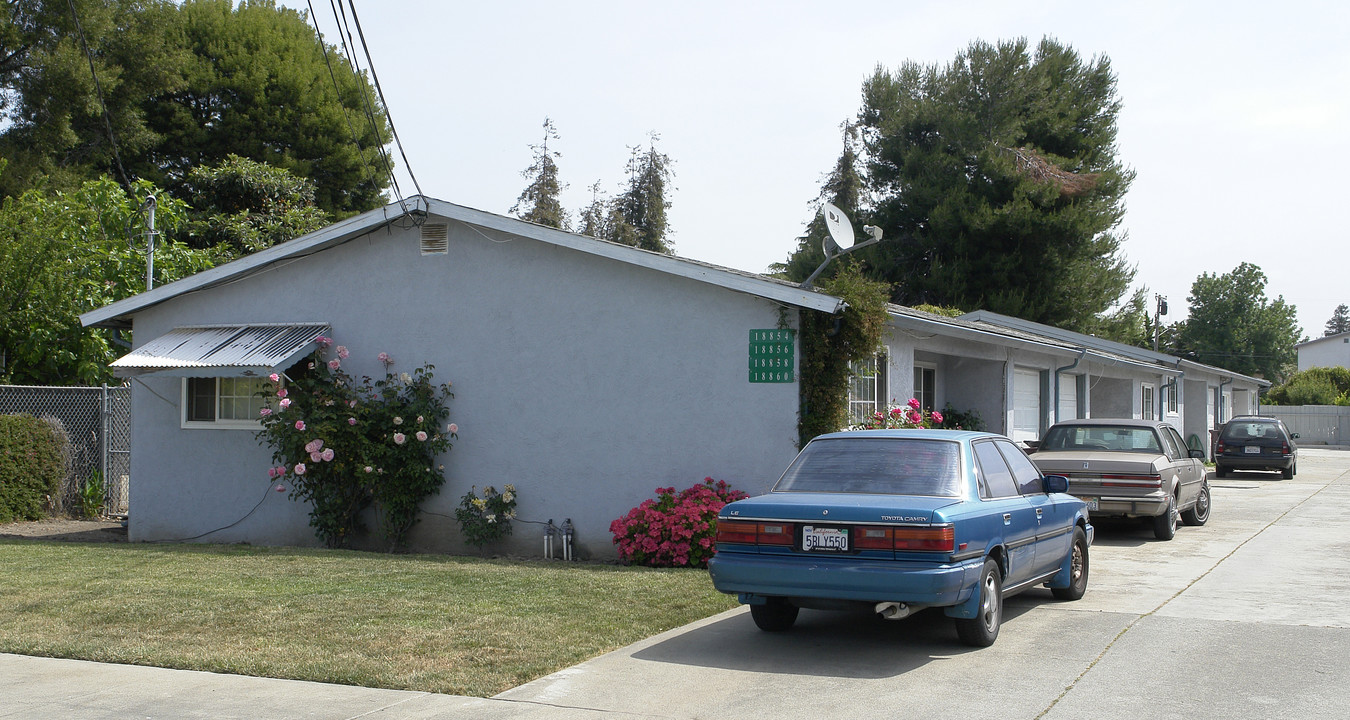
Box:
<box><xmin>420</xmin><ymin>224</ymin><xmax>449</xmax><ymax>255</ymax></box>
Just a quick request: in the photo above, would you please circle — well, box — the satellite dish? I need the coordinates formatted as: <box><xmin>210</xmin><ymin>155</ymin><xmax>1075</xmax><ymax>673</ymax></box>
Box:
<box><xmin>822</xmin><ymin>202</ymin><xmax>854</xmax><ymax>257</ymax></box>
<box><xmin>799</xmin><ymin>202</ymin><xmax>886</xmax><ymax>289</ymax></box>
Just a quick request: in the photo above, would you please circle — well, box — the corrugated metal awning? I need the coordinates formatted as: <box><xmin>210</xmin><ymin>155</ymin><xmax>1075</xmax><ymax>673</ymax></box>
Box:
<box><xmin>110</xmin><ymin>324</ymin><xmax>330</xmax><ymax>378</ymax></box>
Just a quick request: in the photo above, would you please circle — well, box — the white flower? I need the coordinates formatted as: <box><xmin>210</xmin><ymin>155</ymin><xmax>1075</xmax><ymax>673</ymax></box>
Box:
<box><xmin>485</xmin><ymin>514</ymin><xmax>497</xmax><ymax>523</ymax></box>
<box><xmin>393</xmin><ymin>416</ymin><xmax>403</xmax><ymax>425</ymax></box>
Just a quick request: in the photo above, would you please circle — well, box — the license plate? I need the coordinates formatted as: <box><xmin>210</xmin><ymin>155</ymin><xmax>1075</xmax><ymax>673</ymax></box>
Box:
<box><xmin>1074</xmin><ymin>496</ymin><xmax>1099</xmax><ymax>511</ymax></box>
<box><xmin>1244</xmin><ymin>445</ymin><xmax>1261</xmax><ymax>454</ymax></box>
<box><xmin>801</xmin><ymin>526</ymin><xmax>849</xmax><ymax>552</ymax></box>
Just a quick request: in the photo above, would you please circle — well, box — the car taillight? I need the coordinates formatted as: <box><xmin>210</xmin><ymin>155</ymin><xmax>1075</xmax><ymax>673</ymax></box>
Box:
<box><xmin>1216</xmin><ymin>441</ymin><xmax>1226</xmax><ymax>454</ymax></box>
<box><xmin>1101</xmin><ymin>473</ymin><xmax>1162</xmax><ymax>487</ymax></box>
<box><xmin>855</xmin><ymin>525</ymin><xmax>954</xmax><ymax>552</ymax></box>
<box><xmin>716</xmin><ymin>520</ymin><xmax>757</xmax><ymax>544</ymax></box>
<box><xmin>1282</xmin><ymin>442</ymin><xmax>1291</xmax><ymax>456</ymax></box>
<box><xmin>715</xmin><ymin>520</ymin><xmax>796</xmax><ymax>546</ymax></box>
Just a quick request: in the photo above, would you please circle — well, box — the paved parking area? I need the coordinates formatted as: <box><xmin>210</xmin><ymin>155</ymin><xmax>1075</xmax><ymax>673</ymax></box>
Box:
<box><xmin>4</xmin><ymin>448</ymin><xmax>1348</xmax><ymax>719</ymax></box>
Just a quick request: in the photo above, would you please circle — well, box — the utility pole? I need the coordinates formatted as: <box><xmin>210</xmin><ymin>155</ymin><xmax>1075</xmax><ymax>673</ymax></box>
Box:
<box><xmin>1153</xmin><ymin>294</ymin><xmax>1168</xmax><ymax>352</ymax></box>
<box><xmin>142</xmin><ymin>195</ymin><xmax>158</xmax><ymax>291</ymax></box>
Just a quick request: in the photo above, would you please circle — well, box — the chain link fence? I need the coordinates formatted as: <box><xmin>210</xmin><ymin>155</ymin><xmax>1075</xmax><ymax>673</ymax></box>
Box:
<box><xmin>0</xmin><ymin>384</ymin><xmax>131</xmax><ymax>516</ymax></box>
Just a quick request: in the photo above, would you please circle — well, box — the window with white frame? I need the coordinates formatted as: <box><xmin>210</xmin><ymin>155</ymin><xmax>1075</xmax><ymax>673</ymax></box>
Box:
<box><xmin>183</xmin><ymin>377</ymin><xmax>273</xmax><ymax>428</ymax></box>
<box><xmin>848</xmin><ymin>355</ymin><xmax>887</xmax><ymax>425</ymax></box>
<box><xmin>1141</xmin><ymin>383</ymin><xmax>1156</xmax><ymax>420</ymax></box>
<box><xmin>913</xmin><ymin>364</ymin><xmax>936</xmax><ymax>412</ymax></box>
<box><xmin>1165</xmin><ymin>380</ymin><xmax>1179</xmax><ymax>415</ymax></box>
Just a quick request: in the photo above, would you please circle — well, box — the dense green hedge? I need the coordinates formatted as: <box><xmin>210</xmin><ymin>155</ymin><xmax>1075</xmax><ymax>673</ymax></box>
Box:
<box><xmin>0</xmin><ymin>414</ymin><xmax>66</xmax><ymax>522</ymax></box>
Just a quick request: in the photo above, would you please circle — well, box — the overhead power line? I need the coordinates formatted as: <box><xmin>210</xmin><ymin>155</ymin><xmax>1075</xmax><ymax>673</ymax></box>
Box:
<box><xmin>305</xmin><ymin>0</ymin><xmax>423</xmax><ymax>217</ymax></box>
<box><xmin>67</xmin><ymin>0</ymin><xmax>131</xmax><ymax>190</ymax></box>
<box><xmin>342</xmin><ymin>0</ymin><xmax>423</xmax><ymax>198</ymax></box>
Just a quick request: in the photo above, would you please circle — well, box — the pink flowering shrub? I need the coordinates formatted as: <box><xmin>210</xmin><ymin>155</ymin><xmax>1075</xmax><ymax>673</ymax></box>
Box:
<box><xmin>854</xmin><ymin>398</ymin><xmax>945</xmax><ymax>429</ymax></box>
<box><xmin>256</xmin><ymin>335</ymin><xmax>457</xmax><ymax>550</ymax></box>
<box><xmin>610</xmin><ymin>478</ymin><xmax>748</xmax><ymax>568</ymax></box>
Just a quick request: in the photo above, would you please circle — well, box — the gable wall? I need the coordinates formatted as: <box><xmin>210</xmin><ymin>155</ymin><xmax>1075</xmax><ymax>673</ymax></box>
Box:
<box><xmin>126</xmin><ymin>218</ymin><xmax>803</xmax><ymax>557</ymax></box>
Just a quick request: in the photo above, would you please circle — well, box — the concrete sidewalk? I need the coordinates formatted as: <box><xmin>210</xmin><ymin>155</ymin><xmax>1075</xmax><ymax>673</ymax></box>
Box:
<box><xmin>0</xmin><ymin>609</ymin><xmax>743</xmax><ymax>720</ymax></box>
<box><xmin>1</xmin><ymin>651</ymin><xmax>639</xmax><ymax>719</ymax></box>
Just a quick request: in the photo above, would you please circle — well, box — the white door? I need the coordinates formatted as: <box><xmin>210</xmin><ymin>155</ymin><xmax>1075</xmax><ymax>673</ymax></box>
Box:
<box><xmin>1013</xmin><ymin>368</ymin><xmax>1041</xmax><ymax>442</ymax></box>
<box><xmin>1057</xmin><ymin>373</ymin><xmax>1078</xmax><ymax>422</ymax></box>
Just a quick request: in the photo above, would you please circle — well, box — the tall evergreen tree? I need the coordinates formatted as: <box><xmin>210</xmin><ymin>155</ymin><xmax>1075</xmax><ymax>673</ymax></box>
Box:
<box><xmin>772</xmin><ymin>124</ymin><xmax>864</xmax><ymax>281</ymax></box>
<box><xmin>1324</xmin><ymin>304</ymin><xmax>1350</xmax><ymax>336</ymax></box>
<box><xmin>783</xmin><ymin>37</ymin><xmax>1135</xmax><ymax>332</ymax></box>
<box><xmin>614</xmin><ymin>133</ymin><xmax>674</xmax><ymax>254</ymax></box>
<box><xmin>1174</xmin><ymin>262</ymin><xmax>1303</xmax><ymax>382</ymax></box>
<box><xmin>510</xmin><ymin>118</ymin><xmax>569</xmax><ymax>230</ymax></box>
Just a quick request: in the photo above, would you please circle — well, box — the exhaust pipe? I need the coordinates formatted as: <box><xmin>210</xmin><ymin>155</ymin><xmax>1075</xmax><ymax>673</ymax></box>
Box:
<box><xmin>875</xmin><ymin>601</ymin><xmax>911</xmax><ymax>620</ymax></box>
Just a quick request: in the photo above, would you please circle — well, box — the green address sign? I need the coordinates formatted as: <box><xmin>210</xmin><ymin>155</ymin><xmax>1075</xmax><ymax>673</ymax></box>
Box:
<box><xmin>749</xmin><ymin>329</ymin><xmax>795</xmax><ymax>383</ymax></box>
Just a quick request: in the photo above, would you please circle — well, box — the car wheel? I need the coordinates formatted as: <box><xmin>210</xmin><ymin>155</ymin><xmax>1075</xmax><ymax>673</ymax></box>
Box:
<box><xmin>1282</xmin><ymin>463</ymin><xmax>1294</xmax><ymax>479</ymax></box>
<box><xmin>1182</xmin><ymin>481</ymin><xmax>1211</xmax><ymax>526</ymax></box>
<box><xmin>1152</xmin><ymin>494</ymin><xmax>1178</xmax><ymax>541</ymax></box>
<box><xmin>1214</xmin><ymin>464</ymin><xmax>1228</xmax><ymax>479</ymax></box>
<box><xmin>1052</xmin><ymin>527</ymin><xmax>1090</xmax><ymax>601</ymax></box>
<box><xmin>749</xmin><ymin>598</ymin><xmax>799</xmax><ymax>632</ymax></box>
<box><xmin>956</xmin><ymin>558</ymin><xmax>1002</xmax><ymax>647</ymax></box>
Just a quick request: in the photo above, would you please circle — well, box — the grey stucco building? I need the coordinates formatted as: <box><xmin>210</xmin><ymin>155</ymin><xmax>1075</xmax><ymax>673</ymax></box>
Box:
<box><xmin>81</xmin><ymin>196</ymin><xmax>1266</xmax><ymax>558</ymax></box>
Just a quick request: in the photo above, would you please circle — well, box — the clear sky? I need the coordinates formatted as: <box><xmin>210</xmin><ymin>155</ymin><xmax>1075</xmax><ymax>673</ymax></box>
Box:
<box><xmin>294</xmin><ymin>0</ymin><xmax>1348</xmax><ymax>338</ymax></box>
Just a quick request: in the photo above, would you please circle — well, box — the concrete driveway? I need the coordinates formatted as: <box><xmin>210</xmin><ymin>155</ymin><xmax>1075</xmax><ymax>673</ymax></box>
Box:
<box><xmin>4</xmin><ymin>448</ymin><xmax>1348</xmax><ymax>719</ymax></box>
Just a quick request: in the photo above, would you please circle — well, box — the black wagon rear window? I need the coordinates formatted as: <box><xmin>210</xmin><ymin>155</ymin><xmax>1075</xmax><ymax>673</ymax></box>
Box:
<box><xmin>1221</xmin><ymin>421</ymin><xmax>1283</xmax><ymax>442</ymax></box>
<box><xmin>773</xmin><ymin>437</ymin><xmax>962</xmax><ymax>497</ymax></box>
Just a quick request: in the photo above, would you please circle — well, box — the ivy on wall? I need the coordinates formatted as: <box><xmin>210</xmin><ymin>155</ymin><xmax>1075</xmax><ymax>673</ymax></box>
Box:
<box><xmin>797</xmin><ymin>262</ymin><xmax>893</xmax><ymax>447</ymax></box>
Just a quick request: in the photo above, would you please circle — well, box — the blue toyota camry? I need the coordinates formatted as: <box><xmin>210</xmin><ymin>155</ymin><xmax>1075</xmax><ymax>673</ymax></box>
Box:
<box><xmin>708</xmin><ymin>429</ymin><xmax>1093</xmax><ymax>646</ymax></box>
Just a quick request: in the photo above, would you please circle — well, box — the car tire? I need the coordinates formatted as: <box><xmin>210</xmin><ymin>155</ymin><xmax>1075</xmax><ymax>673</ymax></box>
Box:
<box><xmin>1215</xmin><ymin>464</ymin><xmax>1228</xmax><ymax>479</ymax></box>
<box><xmin>1153</xmin><ymin>494</ymin><xmax>1178</xmax><ymax>541</ymax></box>
<box><xmin>1282</xmin><ymin>463</ymin><xmax>1294</xmax><ymax>479</ymax></box>
<box><xmin>956</xmin><ymin>558</ymin><xmax>1002</xmax><ymax>647</ymax></box>
<box><xmin>749</xmin><ymin>598</ymin><xmax>799</xmax><ymax>632</ymax></box>
<box><xmin>1052</xmin><ymin>527</ymin><xmax>1090</xmax><ymax>601</ymax></box>
<box><xmin>1181</xmin><ymin>481</ymin><xmax>1211</xmax><ymax>526</ymax></box>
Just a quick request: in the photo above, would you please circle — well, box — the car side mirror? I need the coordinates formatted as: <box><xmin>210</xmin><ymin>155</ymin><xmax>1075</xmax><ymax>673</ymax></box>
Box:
<box><xmin>1291</xmin><ymin>433</ymin><xmax>1300</xmax><ymax>439</ymax></box>
<box><xmin>1042</xmin><ymin>475</ymin><xmax>1069</xmax><ymax>494</ymax></box>
<box><xmin>1189</xmin><ymin>449</ymin><xmax>1205</xmax><ymax>459</ymax></box>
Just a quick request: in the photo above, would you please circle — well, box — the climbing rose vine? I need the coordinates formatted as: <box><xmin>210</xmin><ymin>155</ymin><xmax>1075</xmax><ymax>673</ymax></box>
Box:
<box><xmin>610</xmin><ymin>478</ymin><xmax>748</xmax><ymax>568</ymax></box>
<box><xmin>257</xmin><ymin>337</ymin><xmax>456</xmax><ymax>550</ymax></box>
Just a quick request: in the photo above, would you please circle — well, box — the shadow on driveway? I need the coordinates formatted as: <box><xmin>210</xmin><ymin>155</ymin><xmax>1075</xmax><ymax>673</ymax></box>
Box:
<box><xmin>630</xmin><ymin>602</ymin><xmax>1037</xmax><ymax>679</ymax></box>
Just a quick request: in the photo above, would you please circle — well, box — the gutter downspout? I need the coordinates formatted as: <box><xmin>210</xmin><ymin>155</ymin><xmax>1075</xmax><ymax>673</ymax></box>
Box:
<box><xmin>1053</xmin><ymin>348</ymin><xmax>1087</xmax><ymax>423</ymax></box>
<box><xmin>1218</xmin><ymin>376</ymin><xmax>1233</xmax><ymax>425</ymax></box>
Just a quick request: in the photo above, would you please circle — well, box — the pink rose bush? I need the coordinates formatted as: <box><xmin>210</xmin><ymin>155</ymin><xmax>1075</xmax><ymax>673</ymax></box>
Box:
<box><xmin>610</xmin><ymin>478</ymin><xmax>749</xmax><ymax>568</ymax></box>
<box><xmin>256</xmin><ymin>335</ymin><xmax>458</xmax><ymax>550</ymax></box>
<box><xmin>855</xmin><ymin>399</ymin><xmax>945</xmax><ymax>430</ymax></box>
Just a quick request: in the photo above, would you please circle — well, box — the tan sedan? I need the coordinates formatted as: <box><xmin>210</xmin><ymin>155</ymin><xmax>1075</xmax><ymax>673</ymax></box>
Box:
<box><xmin>1028</xmin><ymin>418</ymin><xmax>1210</xmax><ymax>541</ymax></box>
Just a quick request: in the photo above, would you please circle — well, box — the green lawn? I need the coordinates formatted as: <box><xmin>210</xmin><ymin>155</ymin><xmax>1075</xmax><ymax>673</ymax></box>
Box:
<box><xmin>0</xmin><ymin>541</ymin><xmax>737</xmax><ymax>697</ymax></box>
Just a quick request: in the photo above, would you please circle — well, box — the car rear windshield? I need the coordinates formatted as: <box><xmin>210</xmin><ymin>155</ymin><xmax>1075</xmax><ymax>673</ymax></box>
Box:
<box><xmin>1040</xmin><ymin>425</ymin><xmax>1161</xmax><ymax>453</ymax></box>
<box><xmin>1221</xmin><ymin>421</ymin><xmax>1283</xmax><ymax>442</ymax></box>
<box><xmin>773</xmin><ymin>437</ymin><xmax>962</xmax><ymax>497</ymax></box>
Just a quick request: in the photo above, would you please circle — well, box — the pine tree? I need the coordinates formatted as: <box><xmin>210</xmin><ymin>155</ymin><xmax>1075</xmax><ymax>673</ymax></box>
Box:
<box><xmin>771</xmin><ymin>123</ymin><xmax>864</xmax><ymax>281</ymax></box>
<box><xmin>1324</xmin><ymin>304</ymin><xmax>1350</xmax><ymax>336</ymax></box>
<box><xmin>510</xmin><ymin>118</ymin><xmax>570</xmax><ymax>230</ymax></box>
<box><xmin>782</xmin><ymin>38</ymin><xmax>1135</xmax><ymax>332</ymax></box>
<box><xmin>614</xmin><ymin>133</ymin><xmax>674</xmax><ymax>254</ymax></box>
